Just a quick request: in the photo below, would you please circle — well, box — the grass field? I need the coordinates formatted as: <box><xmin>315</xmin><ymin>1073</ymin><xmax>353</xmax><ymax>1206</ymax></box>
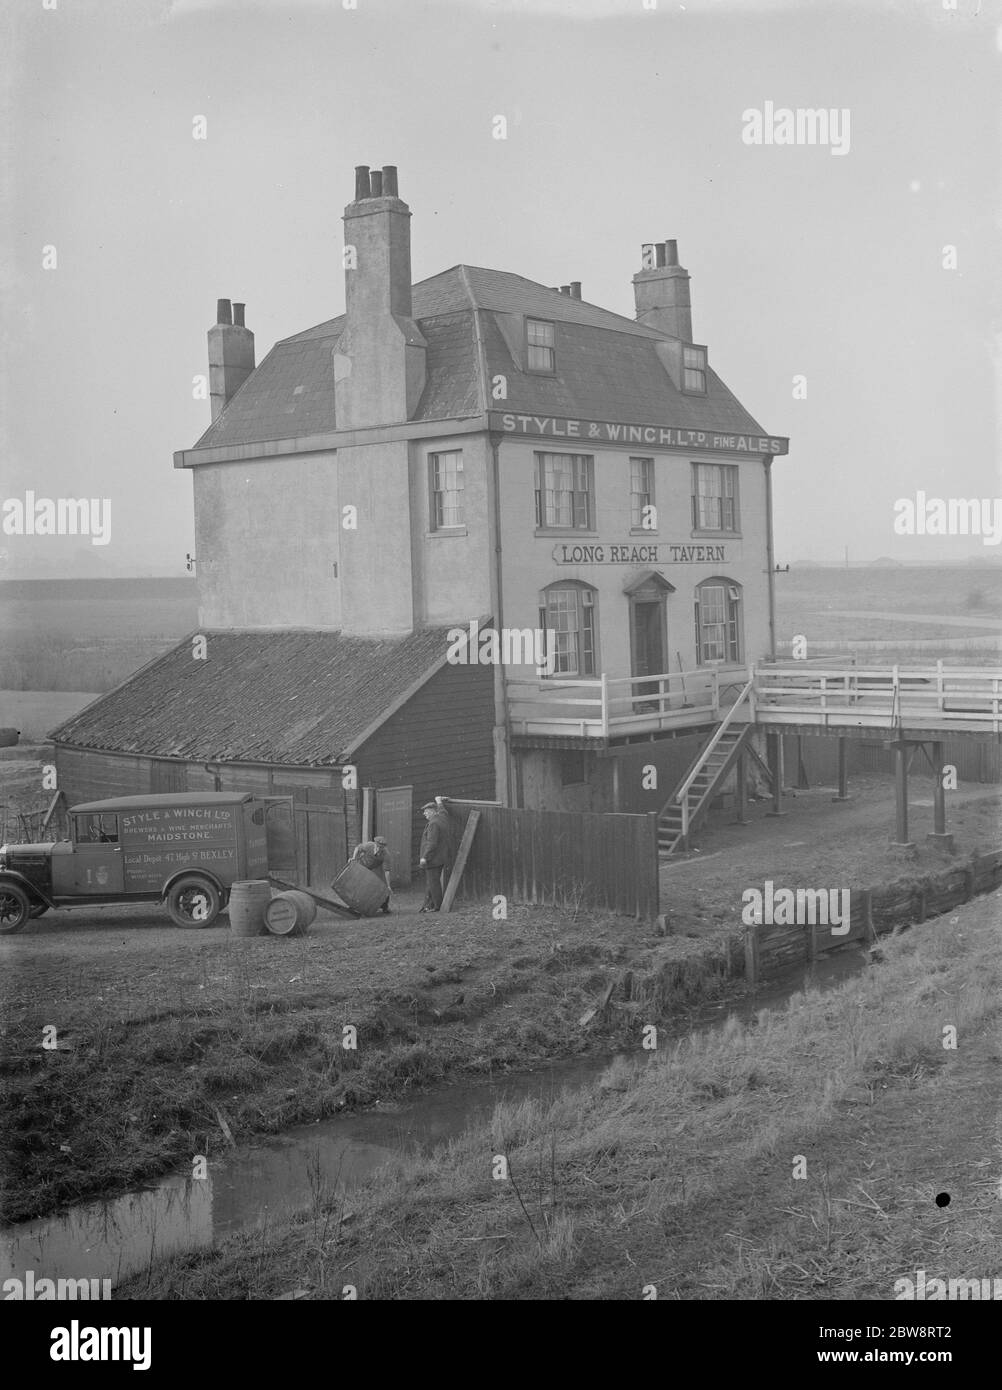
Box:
<box><xmin>0</xmin><ymin>567</ymin><xmax>998</xmax><ymax>691</ymax></box>
<box><xmin>117</xmin><ymin>890</ymin><xmax>1002</xmax><ymax>1300</ymax></box>
<box><xmin>0</xmin><ymin>691</ymin><xmax>100</xmax><ymax>743</ymax></box>
<box><xmin>0</xmin><ymin>579</ymin><xmax>197</xmax><ymax>692</ymax></box>
<box><xmin>4</xmin><ymin>737</ymin><xmax>998</xmax><ymax>1227</ymax></box>
<box><xmin>774</xmin><ymin>566</ymin><xmax>1002</xmax><ymax>664</ymax></box>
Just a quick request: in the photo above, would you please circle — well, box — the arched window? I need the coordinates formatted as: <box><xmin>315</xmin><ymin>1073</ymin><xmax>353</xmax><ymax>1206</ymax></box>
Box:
<box><xmin>538</xmin><ymin>580</ymin><xmax>598</xmax><ymax>676</ymax></box>
<box><xmin>694</xmin><ymin>577</ymin><xmax>743</xmax><ymax>665</ymax></box>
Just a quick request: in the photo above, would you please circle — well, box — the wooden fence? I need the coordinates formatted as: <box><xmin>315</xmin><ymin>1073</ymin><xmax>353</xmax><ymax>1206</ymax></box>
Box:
<box><xmin>270</xmin><ymin>785</ymin><xmax>354</xmax><ymax>889</ymax></box>
<box><xmin>448</xmin><ymin>802</ymin><xmax>660</xmax><ymax>919</ymax></box>
<box><xmin>745</xmin><ymin>849</ymin><xmax>1002</xmax><ymax>982</ymax></box>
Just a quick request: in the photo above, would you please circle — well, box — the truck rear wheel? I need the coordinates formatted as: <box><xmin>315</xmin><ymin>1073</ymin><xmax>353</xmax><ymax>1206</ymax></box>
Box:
<box><xmin>166</xmin><ymin>876</ymin><xmax>221</xmax><ymax>928</ymax></box>
<box><xmin>0</xmin><ymin>883</ymin><xmax>31</xmax><ymax>934</ymax></box>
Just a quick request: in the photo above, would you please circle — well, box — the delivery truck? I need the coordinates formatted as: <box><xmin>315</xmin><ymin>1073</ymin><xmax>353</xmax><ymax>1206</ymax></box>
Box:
<box><xmin>0</xmin><ymin>792</ymin><xmax>296</xmax><ymax>933</ymax></box>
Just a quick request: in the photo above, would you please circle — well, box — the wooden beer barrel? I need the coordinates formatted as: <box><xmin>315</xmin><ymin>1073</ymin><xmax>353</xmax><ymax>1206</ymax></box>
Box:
<box><xmin>332</xmin><ymin>860</ymin><xmax>389</xmax><ymax>916</ymax></box>
<box><xmin>228</xmin><ymin>880</ymin><xmax>271</xmax><ymax>936</ymax></box>
<box><xmin>264</xmin><ymin>890</ymin><xmax>316</xmax><ymax>936</ymax></box>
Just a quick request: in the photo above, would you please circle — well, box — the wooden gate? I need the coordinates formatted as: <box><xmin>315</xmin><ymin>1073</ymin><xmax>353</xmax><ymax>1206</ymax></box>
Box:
<box><xmin>271</xmin><ymin>784</ymin><xmax>350</xmax><ymax>889</ymax></box>
<box><xmin>375</xmin><ymin>785</ymin><xmax>413</xmax><ymax>887</ymax></box>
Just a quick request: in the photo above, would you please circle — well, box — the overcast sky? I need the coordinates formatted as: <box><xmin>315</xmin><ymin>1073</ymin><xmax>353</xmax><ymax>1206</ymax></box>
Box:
<box><xmin>2</xmin><ymin>0</ymin><xmax>999</xmax><ymax>575</ymax></box>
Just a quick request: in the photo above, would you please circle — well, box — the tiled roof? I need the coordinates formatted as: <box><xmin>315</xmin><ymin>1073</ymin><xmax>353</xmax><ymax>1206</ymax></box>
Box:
<box><xmin>192</xmin><ymin>264</ymin><xmax>770</xmax><ymax>451</ymax></box>
<box><xmin>478</xmin><ymin>312</ymin><xmax>765</xmax><ymax>434</ymax></box>
<box><xmin>49</xmin><ymin>630</ymin><xmax>454</xmax><ymax>765</ymax></box>
<box><xmin>194</xmin><ymin>338</ymin><xmax>339</xmax><ymax>447</ymax></box>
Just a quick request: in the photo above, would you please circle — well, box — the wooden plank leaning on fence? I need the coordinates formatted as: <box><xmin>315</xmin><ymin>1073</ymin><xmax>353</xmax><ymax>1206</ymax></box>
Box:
<box><xmin>440</xmin><ymin>810</ymin><xmax>481</xmax><ymax>914</ymax></box>
<box><xmin>41</xmin><ymin>789</ymin><xmax>67</xmax><ymax>834</ymax></box>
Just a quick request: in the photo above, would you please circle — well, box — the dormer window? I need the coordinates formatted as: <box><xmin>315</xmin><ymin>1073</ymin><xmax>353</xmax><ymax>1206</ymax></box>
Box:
<box><xmin>527</xmin><ymin>319</ymin><xmax>555</xmax><ymax>373</ymax></box>
<box><xmin>682</xmin><ymin>344</ymin><xmax>707</xmax><ymax>394</ymax></box>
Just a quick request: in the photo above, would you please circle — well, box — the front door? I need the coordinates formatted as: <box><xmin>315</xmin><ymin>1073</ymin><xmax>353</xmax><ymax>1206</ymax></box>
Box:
<box><xmin>375</xmin><ymin>786</ymin><xmax>412</xmax><ymax>887</ymax></box>
<box><xmin>631</xmin><ymin>600</ymin><xmax>666</xmax><ymax>705</ymax></box>
<box><xmin>69</xmin><ymin>812</ymin><xmax>125</xmax><ymax>895</ymax></box>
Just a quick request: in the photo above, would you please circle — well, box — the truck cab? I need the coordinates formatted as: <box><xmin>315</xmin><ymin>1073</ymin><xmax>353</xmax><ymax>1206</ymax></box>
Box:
<box><xmin>0</xmin><ymin>792</ymin><xmax>295</xmax><ymax>934</ymax></box>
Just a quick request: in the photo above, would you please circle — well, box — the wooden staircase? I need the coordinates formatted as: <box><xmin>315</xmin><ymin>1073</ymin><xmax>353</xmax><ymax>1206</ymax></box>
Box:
<box><xmin>658</xmin><ymin>677</ymin><xmax>756</xmax><ymax>857</ymax></box>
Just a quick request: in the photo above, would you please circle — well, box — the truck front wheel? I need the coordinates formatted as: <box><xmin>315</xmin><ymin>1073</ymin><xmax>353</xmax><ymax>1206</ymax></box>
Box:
<box><xmin>0</xmin><ymin>883</ymin><xmax>31</xmax><ymax>934</ymax></box>
<box><xmin>166</xmin><ymin>876</ymin><xmax>221</xmax><ymax>928</ymax></box>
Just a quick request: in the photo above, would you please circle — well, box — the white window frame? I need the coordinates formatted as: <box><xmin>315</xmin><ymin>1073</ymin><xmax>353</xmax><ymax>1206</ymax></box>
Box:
<box><xmin>695</xmin><ymin>578</ymin><xmax>742</xmax><ymax>665</ymax></box>
<box><xmin>682</xmin><ymin>343</ymin><xmax>708</xmax><ymax>394</ymax></box>
<box><xmin>526</xmin><ymin>318</ymin><xmax>556</xmax><ymax>373</ymax></box>
<box><xmin>535</xmin><ymin>452</ymin><xmax>594</xmax><ymax>531</ymax></box>
<box><xmin>538</xmin><ymin>581</ymin><xmax>598</xmax><ymax>676</ymax></box>
<box><xmin>630</xmin><ymin>456</ymin><xmax>655</xmax><ymax>530</ymax></box>
<box><xmin>691</xmin><ymin>463</ymin><xmax>739</xmax><ymax>534</ymax></box>
<box><xmin>429</xmin><ymin>450</ymin><xmax>465</xmax><ymax>530</ymax></box>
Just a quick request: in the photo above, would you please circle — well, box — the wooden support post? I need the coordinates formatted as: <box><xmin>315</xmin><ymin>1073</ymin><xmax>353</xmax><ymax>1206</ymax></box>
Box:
<box><xmin>927</xmin><ymin>740</ymin><xmax>954</xmax><ymax>851</ymax></box>
<box><xmin>892</xmin><ymin>741</ymin><xmax>915</xmax><ymax>850</ymax></box>
<box><xmin>733</xmin><ymin>751</ymin><xmax>748</xmax><ymax>824</ymax></box>
<box><xmin>832</xmin><ymin>736</ymin><xmax>850</xmax><ymax>802</ymax></box>
<box><xmin>766</xmin><ymin>732</ymin><xmax>785</xmax><ymax>816</ymax></box>
<box><xmin>611</xmin><ymin>756</ymin><xmax>621</xmax><ymax>813</ymax></box>
<box><xmin>796</xmin><ymin>735</ymin><xmax>809</xmax><ymax>790</ymax></box>
<box><xmin>440</xmin><ymin>810</ymin><xmax>481</xmax><ymax>913</ymax></box>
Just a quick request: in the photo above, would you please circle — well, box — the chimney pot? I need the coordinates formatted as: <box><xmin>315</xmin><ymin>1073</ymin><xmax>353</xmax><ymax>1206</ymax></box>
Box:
<box><xmin>354</xmin><ymin>165</ymin><xmax>370</xmax><ymax>200</ymax></box>
<box><xmin>560</xmin><ymin>285</ymin><xmax>570</xmax><ymax>295</ymax></box>
<box><xmin>339</xmin><ymin>161</ymin><xmax>424</xmax><ymax>429</ymax></box>
<box><xmin>570</xmin><ymin>281</ymin><xmax>582</xmax><ymax>299</ymax></box>
<box><xmin>632</xmin><ymin>238</ymin><xmax>692</xmax><ymax>340</ymax></box>
<box><xmin>208</xmin><ymin>300</ymin><xmax>254</xmax><ymax>420</ymax></box>
<box><xmin>381</xmin><ymin>165</ymin><xmax>398</xmax><ymax>197</ymax></box>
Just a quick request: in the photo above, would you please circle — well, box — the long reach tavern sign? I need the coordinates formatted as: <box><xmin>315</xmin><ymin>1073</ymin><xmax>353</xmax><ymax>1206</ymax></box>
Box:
<box><xmin>553</xmin><ymin>541</ymin><xmax>728</xmax><ymax>565</ymax></box>
<box><xmin>490</xmin><ymin>411</ymin><xmax>788</xmax><ymax>455</ymax></box>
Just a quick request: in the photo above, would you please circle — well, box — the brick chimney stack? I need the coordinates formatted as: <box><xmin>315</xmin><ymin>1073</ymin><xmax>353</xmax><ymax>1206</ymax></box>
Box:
<box><xmin>334</xmin><ymin>164</ymin><xmax>427</xmax><ymax>428</ymax></box>
<box><xmin>207</xmin><ymin>298</ymin><xmax>255</xmax><ymax>420</ymax></box>
<box><xmin>632</xmin><ymin>240</ymin><xmax>693</xmax><ymax>341</ymax></box>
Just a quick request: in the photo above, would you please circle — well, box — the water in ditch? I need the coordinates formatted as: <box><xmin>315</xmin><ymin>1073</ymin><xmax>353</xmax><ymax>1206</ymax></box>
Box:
<box><xmin>0</xmin><ymin>944</ymin><xmax>869</xmax><ymax>1290</ymax></box>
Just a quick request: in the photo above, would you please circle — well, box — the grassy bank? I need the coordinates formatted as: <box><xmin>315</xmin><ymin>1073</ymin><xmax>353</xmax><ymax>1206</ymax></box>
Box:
<box><xmin>120</xmin><ymin>890</ymin><xmax>1002</xmax><ymax>1300</ymax></box>
<box><xmin>0</xmin><ymin>903</ymin><xmax>740</xmax><ymax>1223</ymax></box>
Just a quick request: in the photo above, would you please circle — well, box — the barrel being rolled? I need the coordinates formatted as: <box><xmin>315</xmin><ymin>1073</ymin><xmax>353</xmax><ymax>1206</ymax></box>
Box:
<box><xmin>228</xmin><ymin>879</ymin><xmax>272</xmax><ymax>936</ymax></box>
<box><xmin>332</xmin><ymin>860</ymin><xmax>390</xmax><ymax>916</ymax></box>
<box><xmin>264</xmin><ymin>890</ymin><xmax>316</xmax><ymax>936</ymax></box>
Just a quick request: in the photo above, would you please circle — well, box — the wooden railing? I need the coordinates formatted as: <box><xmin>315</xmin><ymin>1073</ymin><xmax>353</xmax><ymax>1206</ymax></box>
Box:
<box><xmin>506</xmin><ymin>665</ymin><xmax>744</xmax><ymax>739</ymax></box>
<box><xmin>506</xmin><ymin>661</ymin><xmax>1002</xmax><ymax>740</ymax></box>
<box><xmin>673</xmin><ymin>676</ymin><xmax>755</xmax><ymax>841</ymax></box>
<box><xmin>754</xmin><ymin>662</ymin><xmax>1002</xmax><ymax>734</ymax></box>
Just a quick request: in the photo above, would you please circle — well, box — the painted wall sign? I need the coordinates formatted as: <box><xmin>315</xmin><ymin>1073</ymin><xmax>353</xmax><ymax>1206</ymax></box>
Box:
<box><xmin>119</xmin><ymin>805</ymin><xmax>235</xmax><ymax>848</ymax></box>
<box><xmin>491</xmin><ymin>411</ymin><xmax>788</xmax><ymax>455</ymax></box>
<box><xmin>120</xmin><ymin>805</ymin><xmax>241</xmax><ymax>891</ymax></box>
<box><xmin>551</xmin><ymin>541</ymin><xmax>728</xmax><ymax>564</ymax></box>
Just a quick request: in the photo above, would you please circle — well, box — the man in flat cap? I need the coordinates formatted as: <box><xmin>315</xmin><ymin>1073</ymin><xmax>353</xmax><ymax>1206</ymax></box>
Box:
<box><xmin>418</xmin><ymin>800</ymin><xmax>450</xmax><ymax>912</ymax></box>
<box><xmin>350</xmin><ymin>834</ymin><xmax>392</xmax><ymax>913</ymax></box>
